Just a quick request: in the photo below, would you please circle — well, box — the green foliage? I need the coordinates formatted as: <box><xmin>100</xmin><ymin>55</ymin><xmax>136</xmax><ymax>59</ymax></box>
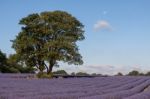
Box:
<box><xmin>139</xmin><ymin>73</ymin><xmax>145</xmax><ymax>76</ymax></box>
<box><xmin>128</xmin><ymin>70</ymin><xmax>140</xmax><ymax>76</ymax></box>
<box><xmin>36</xmin><ymin>72</ymin><xmax>53</xmax><ymax>78</ymax></box>
<box><xmin>0</xmin><ymin>51</ymin><xmax>36</xmax><ymax>73</ymax></box>
<box><xmin>76</xmin><ymin>72</ymin><xmax>90</xmax><ymax>76</ymax></box>
<box><xmin>145</xmin><ymin>71</ymin><xmax>150</xmax><ymax>76</ymax></box>
<box><xmin>12</xmin><ymin>10</ymin><xmax>85</xmax><ymax>74</ymax></box>
<box><xmin>91</xmin><ymin>73</ymin><xmax>97</xmax><ymax>76</ymax></box>
<box><xmin>0</xmin><ymin>65</ymin><xmax>19</xmax><ymax>73</ymax></box>
<box><xmin>116</xmin><ymin>72</ymin><xmax>123</xmax><ymax>76</ymax></box>
<box><xmin>71</xmin><ymin>72</ymin><xmax>76</xmax><ymax>76</ymax></box>
<box><xmin>6</xmin><ymin>54</ymin><xmax>22</xmax><ymax>73</ymax></box>
<box><xmin>7</xmin><ymin>54</ymin><xmax>36</xmax><ymax>73</ymax></box>
<box><xmin>8</xmin><ymin>67</ymin><xmax>20</xmax><ymax>73</ymax></box>
<box><xmin>53</xmin><ymin>70</ymin><xmax>68</xmax><ymax>75</ymax></box>
<box><xmin>0</xmin><ymin>50</ymin><xmax>7</xmax><ymax>72</ymax></box>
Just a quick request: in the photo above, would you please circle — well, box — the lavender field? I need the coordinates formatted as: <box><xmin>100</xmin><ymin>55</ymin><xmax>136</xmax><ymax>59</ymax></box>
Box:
<box><xmin>0</xmin><ymin>74</ymin><xmax>150</xmax><ymax>99</ymax></box>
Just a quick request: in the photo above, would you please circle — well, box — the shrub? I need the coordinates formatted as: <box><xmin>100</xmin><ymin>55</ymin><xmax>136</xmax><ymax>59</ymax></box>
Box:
<box><xmin>36</xmin><ymin>72</ymin><xmax>53</xmax><ymax>79</ymax></box>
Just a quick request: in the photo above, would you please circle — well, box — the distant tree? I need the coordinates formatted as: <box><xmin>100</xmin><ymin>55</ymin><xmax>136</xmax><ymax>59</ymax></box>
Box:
<box><xmin>53</xmin><ymin>70</ymin><xmax>68</xmax><ymax>75</ymax></box>
<box><xmin>139</xmin><ymin>73</ymin><xmax>145</xmax><ymax>76</ymax></box>
<box><xmin>71</xmin><ymin>72</ymin><xmax>76</xmax><ymax>76</ymax></box>
<box><xmin>76</xmin><ymin>72</ymin><xmax>89</xmax><ymax>76</ymax></box>
<box><xmin>96</xmin><ymin>74</ymin><xmax>103</xmax><ymax>76</ymax></box>
<box><xmin>91</xmin><ymin>73</ymin><xmax>97</xmax><ymax>76</ymax></box>
<box><xmin>128</xmin><ymin>70</ymin><xmax>140</xmax><ymax>76</ymax></box>
<box><xmin>116</xmin><ymin>72</ymin><xmax>123</xmax><ymax>76</ymax></box>
<box><xmin>145</xmin><ymin>71</ymin><xmax>150</xmax><ymax>76</ymax></box>
<box><xmin>12</xmin><ymin>11</ymin><xmax>85</xmax><ymax>74</ymax></box>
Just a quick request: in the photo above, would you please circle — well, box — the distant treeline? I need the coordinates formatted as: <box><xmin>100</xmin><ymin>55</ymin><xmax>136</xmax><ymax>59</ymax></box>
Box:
<box><xmin>1</xmin><ymin>50</ymin><xmax>150</xmax><ymax>76</ymax></box>
<box><xmin>53</xmin><ymin>69</ymin><xmax>150</xmax><ymax>76</ymax></box>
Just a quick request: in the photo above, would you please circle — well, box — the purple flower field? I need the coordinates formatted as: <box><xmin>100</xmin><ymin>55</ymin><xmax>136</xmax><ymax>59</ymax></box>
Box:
<box><xmin>0</xmin><ymin>74</ymin><xmax>150</xmax><ymax>99</ymax></box>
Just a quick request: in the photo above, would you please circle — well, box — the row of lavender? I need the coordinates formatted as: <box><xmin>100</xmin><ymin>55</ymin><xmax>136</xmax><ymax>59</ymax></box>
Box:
<box><xmin>0</xmin><ymin>73</ymin><xmax>35</xmax><ymax>78</ymax></box>
<box><xmin>0</xmin><ymin>74</ymin><xmax>150</xmax><ymax>99</ymax></box>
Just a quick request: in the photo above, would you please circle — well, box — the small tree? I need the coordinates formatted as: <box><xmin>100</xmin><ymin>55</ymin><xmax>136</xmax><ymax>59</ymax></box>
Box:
<box><xmin>12</xmin><ymin>11</ymin><xmax>85</xmax><ymax>74</ymax></box>
<box><xmin>116</xmin><ymin>72</ymin><xmax>123</xmax><ymax>76</ymax></box>
<box><xmin>128</xmin><ymin>70</ymin><xmax>140</xmax><ymax>76</ymax></box>
<box><xmin>71</xmin><ymin>72</ymin><xmax>76</xmax><ymax>76</ymax></box>
<box><xmin>53</xmin><ymin>70</ymin><xmax>68</xmax><ymax>75</ymax></box>
<box><xmin>91</xmin><ymin>73</ymin><xmax>97</xmax><ymax>76</ymax></box>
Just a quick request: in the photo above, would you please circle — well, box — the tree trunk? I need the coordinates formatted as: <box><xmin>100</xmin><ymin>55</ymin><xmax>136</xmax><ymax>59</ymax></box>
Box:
<box><xmin>47</xmin><ymin>65</ymin><xmax>53</xmax><ymax>74</ymax></box>
<box><xmin>38</xmin><ymin>60</ymin><xmax>44</xmax><ymax>73</ymax></box>
<box><xmin>43</xmin><ymin>62</ymin><xmax>48</xmax><ymax>73</ymax></box>
<box><xmin>47</xmin><ymin>60</ymin><xmax>54</xmax><ymax>74</ymax></box>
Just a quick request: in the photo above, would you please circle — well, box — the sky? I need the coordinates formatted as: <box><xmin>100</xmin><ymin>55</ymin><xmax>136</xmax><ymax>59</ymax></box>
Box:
<box><xmin>0</xmin><ymin>0</ymin><xmax>150</xmax><ymax>75</ymax></box>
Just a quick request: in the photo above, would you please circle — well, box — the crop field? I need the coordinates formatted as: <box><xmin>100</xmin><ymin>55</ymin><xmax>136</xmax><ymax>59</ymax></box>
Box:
<box><xmin>0</xmin><ymin>74</ymin><xmax>150</xmax><ymax>99</ymax></box>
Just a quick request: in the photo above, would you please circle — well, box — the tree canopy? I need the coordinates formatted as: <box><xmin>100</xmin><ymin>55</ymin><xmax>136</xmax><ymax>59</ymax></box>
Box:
<box><xmin>7</xmin><ymin>54</ymin><xmax>36</xmax><ymax>73</ymax></box>
<box><xmin>127</xmin><ymin>70</ymin><xmax>140</xmax><ymax>76</ymax></box>
<box><xmin>0</xmin><ymin>50</ymin><xmax>7</xmax><ymax>72</ymax></box>
<box><xmin>12</xmin><ymin>11</ymin><xmax>85</xmax><ymax>74</ymax></box>
<box><xmin>53</xmin><ymin>70</ymin><xmax>68</xmax><ymax>75</ymax></box>
<box><xmin>0</xmin><ymin>49</ymin><xmax>35</xmax><ymax>73</ymax></box>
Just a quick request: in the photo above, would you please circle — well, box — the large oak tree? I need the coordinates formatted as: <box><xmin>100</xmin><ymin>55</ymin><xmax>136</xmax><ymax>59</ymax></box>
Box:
<box><xmin>12</xmin><ymin>11</ymin><xmax>85</xmax><ymax>74</ymax></box>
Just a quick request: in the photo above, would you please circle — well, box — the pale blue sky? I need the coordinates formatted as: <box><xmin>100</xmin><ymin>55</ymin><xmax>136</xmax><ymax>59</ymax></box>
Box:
<box><xmin>0</xmin><ymin>0</ymin><xmax>150</xmax><ymax>74</ymax></box>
